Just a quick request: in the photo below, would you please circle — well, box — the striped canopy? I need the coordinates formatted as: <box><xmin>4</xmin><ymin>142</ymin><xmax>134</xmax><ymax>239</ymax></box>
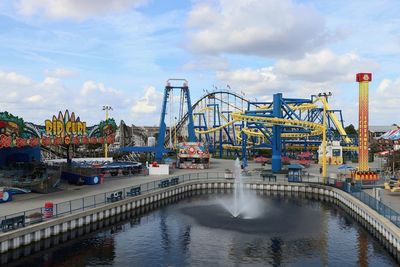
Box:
<box><xmin>380</xmin><ymin>129</ymin><xmax>400</xmax><ymax>140</ymax></box>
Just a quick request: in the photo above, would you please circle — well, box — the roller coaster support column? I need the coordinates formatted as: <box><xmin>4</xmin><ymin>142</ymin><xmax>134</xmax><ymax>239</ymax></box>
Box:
<box><xmin>318</xmin><ymin>93</ymin><xmax>332</xmax><ymax>182</ymax></box>
<box><xmin>322</xmin><ymin>98</ymin><xmax>327</xmax><ymax>181</ymax></box>
<box><xmin>155</xmin><ymin>79</ymin><xmax>196</xmax><ymax>162</ymax></box>
<box><xmin>155</xmin><ymin>85</ymin><xmax>170</xmax><ymax>161</ymax></box>
<box><xmin>272</xmin><ymin>93</ymin><xmax>282</xmax><ymax>173</ymax></box>
<box><xmin>184</xmin><ymin>84</ymin><xmax>196</xmax><ymax>142</ymax></box>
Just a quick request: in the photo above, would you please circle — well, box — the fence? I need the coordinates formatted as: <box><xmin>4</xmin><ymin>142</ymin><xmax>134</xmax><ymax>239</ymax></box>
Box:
<box><xmin>351</xmin><ymin>190</ymin><xmax>400</xmax><ymax>227</ymax></box>
<box><xmin>0</xmin><ymin>172</ymin><xmax>225</xmax><ymax>225</ymax></box>
<box><xmin>1</xmin><ymin>171</ymin><xmax>400</xmax><ymax>230</ymax></box>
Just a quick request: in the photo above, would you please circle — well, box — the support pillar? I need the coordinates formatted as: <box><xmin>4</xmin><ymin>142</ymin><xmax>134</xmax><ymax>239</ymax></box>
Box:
<box><xmin>272</xmin><ymin>93</ymin><xmax>282</xmax><ymax>173</ymax></box>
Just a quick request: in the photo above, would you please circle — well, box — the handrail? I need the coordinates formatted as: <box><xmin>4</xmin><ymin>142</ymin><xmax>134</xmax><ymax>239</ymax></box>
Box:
<box><xmin>1</xmin><ymin>172</ymin><xmax>399</xmax><ymax>229</ymax></box>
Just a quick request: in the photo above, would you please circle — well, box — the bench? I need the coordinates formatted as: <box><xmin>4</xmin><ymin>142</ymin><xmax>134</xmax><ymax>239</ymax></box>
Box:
<box><xmin>126</xmin><ymin>187</ymin><xmax>141</xmax><ymax>197</ymax></box>
<box><xmin>170</xmin><ymin>177</ymin><xmax>179</xmax><ymax>185</ymax></box>
<box><xmin>158</xmin><ymin>179</ymin><xmax>170</xmax><ymax>188</ymax></box>
<box><xmin>1</xmin><ymin>215</ymin><xmax>25</xmax><ymax>231</ymax></box>
<box><xmin>107</xmin><ymin>191</ymin><xmax>123</xmax><ymax>202</ymax></box>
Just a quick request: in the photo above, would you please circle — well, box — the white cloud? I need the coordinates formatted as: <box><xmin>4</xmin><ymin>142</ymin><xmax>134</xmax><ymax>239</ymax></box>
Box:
<box><xmin>15</xmin><ymin>0</ymin><xmax>147</xmax><ymax>20</ymax></box>
<box><xmin>44</xmin><ymin>68</ymin><xmax>78</xmax><ymax>78</ymax></box>
<box><xmin>0</xmin><ymin>69</ymin><xmax>131</xmax><ymax>124</ymax></box>
<box><xmin>275</xmin><ymin>49</ymin><xmax>378</xmax><ymax>82</ymax></box>
<box><xmin>131</xmin><ymin>86</ymin><xmax>162</xmax><ymax>115</ymax></box>
<box><xmin>370</xmin><ymin>78</ymin><xmax>400</xmax><ymax>124</ymax></box>
<box><xmin>0</xmin><ymin>71</ymin><xmax>33</xmax><ymax>86</ymax></box>
<box><xmin>217</xmin><ymin>67</ymin><xmax>281</xmax><ymax>95</ymax></box>
<box><xmin>216</xmin><ymin>49</ymin><xmax>378</xmax><ymax>95</ymax></box>
<box><xmin>187</xmin><ymin>0</ymin><xmax>336</xmax><ymax>58</ymax></box>
<box><xmin>24</xmin><ymin>94</ymin><xmax>45</xmax><ymax>103</ymax></box>
<box><xmin>80</xmin><ymin>81</ymin><xmax>120</xmax><ymax>96</ymax></box>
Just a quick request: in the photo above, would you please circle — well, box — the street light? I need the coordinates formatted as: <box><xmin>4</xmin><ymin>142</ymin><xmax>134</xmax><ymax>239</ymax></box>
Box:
<box><xmin>102</xmin><ymin>105</ymin><xmax>113</xmax><ymax>158</ymax></box>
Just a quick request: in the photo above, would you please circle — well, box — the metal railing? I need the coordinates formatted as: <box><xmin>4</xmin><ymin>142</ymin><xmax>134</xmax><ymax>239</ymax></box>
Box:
<box><xmin>351</xmin><ymin>190</ymin><xmax>400</xmax><ymax>227</ymax></box>
<box><xmin>1</xmin><ymin>171</ymin><xmax>399</xmax><ymax>230</ymax></box>
<box><xmin>0</xmin><ymin>172</ymin><xmax>225</xmax><ymax>226</ymax></box>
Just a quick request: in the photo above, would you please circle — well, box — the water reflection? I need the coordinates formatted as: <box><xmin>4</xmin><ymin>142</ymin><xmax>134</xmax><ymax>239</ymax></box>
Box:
<box><xmin>270</xmin><ymin>237</ymin><xmax>283</xmax><ymax>267</ymax></box>
<box><xmin>4</xmin><ymin>190</ymin><xmax>399</xmax><ymax>267</ymax></box>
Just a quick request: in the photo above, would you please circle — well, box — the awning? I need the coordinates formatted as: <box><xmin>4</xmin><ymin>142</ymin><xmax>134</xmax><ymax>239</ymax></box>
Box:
<box><xmin>381</xmin><ymin>129</ymin><xmax>400</xmax><ymax>140</ymax></box>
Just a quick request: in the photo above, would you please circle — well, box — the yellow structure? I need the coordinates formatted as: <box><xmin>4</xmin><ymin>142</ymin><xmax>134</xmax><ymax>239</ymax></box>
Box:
<box><xmin>357</xmin><ymin>73</ymin><xmax>371</xmax><ymax>172</ymax></box>
<box><xmin>103</xmin><ymin>105</ymin><xmax>112</xmax><ymax>158</ymax></box>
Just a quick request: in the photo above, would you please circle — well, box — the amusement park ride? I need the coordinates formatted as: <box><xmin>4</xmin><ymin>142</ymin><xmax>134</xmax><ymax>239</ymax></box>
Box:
<box><xmin>122</xmin><ymin>74</ymin><xmax>378</xmax><ymax>180</ymax></box>
<box><xmin>0</xmin><ymin>73</ymin><xmax>379</xmax><ymax>198</ymax></box>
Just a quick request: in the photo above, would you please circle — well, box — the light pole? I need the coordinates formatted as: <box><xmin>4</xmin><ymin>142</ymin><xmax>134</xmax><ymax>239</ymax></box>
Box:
<box><xmin>103</xmin><ymin>105</ymin><xmax>113</xmax><ymax>158</ymax></box>
<box><xmin>318</xmin><ymin>92</ymin><xmax>332</xmax><ymax>183</ymax></box>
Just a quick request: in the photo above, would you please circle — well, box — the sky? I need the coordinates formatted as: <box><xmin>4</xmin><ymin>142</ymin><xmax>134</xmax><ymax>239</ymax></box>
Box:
<box><xmin>0</xmin><ymin>0</ymin><xmax>399</xmax><ymax>127</ymax></box>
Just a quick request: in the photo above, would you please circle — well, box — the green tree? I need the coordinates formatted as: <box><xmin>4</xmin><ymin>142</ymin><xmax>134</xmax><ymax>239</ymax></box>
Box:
<box><xmin>345</xmin><ymin>124</ymin><xmax>357</xmax><ymax>135</ymax></box>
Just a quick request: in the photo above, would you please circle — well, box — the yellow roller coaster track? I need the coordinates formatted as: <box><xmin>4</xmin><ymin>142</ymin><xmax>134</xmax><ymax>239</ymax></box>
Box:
<box><xmin>195</xmin><ymin>97</ymin><xmax>353</xmax><ymax>145</ymax></box>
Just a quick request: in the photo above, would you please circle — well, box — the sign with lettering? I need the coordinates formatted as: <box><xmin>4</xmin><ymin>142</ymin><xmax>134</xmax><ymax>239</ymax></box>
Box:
<box><xmin>45</xmin><ymin>110</ymin><xmax>87</xmax><ymax>136</ymax></box>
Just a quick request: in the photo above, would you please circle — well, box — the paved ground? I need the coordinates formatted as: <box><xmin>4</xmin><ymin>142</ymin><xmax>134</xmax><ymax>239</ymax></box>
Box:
<box><xmin>0</xmin><ymin>157</ymin><xmax>395</xmax><ymax>218</ymax></box>
<box><xmin>0</xmin><ymin>159</ymin><xmax>236</xmax><ymax>217</ymax></box>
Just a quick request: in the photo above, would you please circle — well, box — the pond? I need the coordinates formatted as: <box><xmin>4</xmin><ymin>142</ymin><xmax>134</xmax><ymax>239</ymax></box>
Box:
<box><xmin>6</xmin><ymin>190</ymin><xmax>399</xmax><ymax>267</ymax></box>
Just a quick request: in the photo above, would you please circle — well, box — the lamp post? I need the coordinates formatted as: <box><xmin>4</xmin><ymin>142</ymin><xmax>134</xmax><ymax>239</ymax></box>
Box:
<box><xmin>318</xmin><ymin>92</ymin><xmax>332</xmax><ymax>183</ymax></box>
<box><xmin>103</xmin><ymin>105</ymin><xmax>113</xmax><ymax>158</ymax></box>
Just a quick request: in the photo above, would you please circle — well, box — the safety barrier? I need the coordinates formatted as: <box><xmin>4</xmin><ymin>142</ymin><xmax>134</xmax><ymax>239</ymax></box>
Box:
<box><xmin>0</xmin><ymin>172</ymin><xmax>398</xmax><ymax>229</ymax></box>
<box><xmin>1</xmin><ymin>172</ymin><xmax>400</xmax><ymax>256</ymax></box>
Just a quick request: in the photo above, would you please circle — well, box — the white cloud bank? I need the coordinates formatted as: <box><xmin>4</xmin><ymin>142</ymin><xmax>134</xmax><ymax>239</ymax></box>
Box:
<box><xmin>0</xmin><ymin>70</ymin><xmax>130</xmax><ymax>124</ymax></box>
<box><xmin>216</xmin><ymin>49</ymin><xmax>378</xmax><ymax>95</ymax></box>
<box><xmin>187</xmin><ymin>0</ymin><xmax>338</xmax><ymax>58</ymax></box>
<box><xmin>14</xmin><ymin>0</ymin><xmax>147</xmax><ymax>20</ymax></box>
<box><xmin>131</xmin><ymin>86</ymin><xmax>162</xmax><ymax>114</ymax></box>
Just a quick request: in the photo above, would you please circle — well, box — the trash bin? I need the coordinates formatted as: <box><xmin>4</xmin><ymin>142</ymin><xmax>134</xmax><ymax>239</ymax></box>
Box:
<box><xmin>44</xmin><ymin>201</ymin><xmax>54</xmax><ymax>218</ymax></box>
<box><xmin>99</xmin><ymin>173</ymin><xmax>105</xmax><ymax>184</ymax></box>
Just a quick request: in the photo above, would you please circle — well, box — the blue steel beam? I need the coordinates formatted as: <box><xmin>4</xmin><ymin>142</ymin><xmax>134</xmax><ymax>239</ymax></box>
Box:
<box><xmin>272</xmin><ymin>93</ymin><xmax>283</xmax><ymax>173</ymax></box>
<box><xmin>155</xmin><ymin>86</ymin><xmax>170</xmax><ymax>161</ymax></box>
<box><xmin>184</xmin><ymin>85</ymin><xmax>196</xmax><ymax>142</ymax></box>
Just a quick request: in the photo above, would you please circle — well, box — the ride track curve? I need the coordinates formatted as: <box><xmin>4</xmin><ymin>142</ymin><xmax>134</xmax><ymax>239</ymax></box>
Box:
<box><xmin>171</xmin><ymin>90</ymin><xmax>357</xmax><ymax>152</ymax></box>
<box><xmin>164</xmin><ymin>90</ymin><xmax>251</xmax><ymax>146</ymax></box>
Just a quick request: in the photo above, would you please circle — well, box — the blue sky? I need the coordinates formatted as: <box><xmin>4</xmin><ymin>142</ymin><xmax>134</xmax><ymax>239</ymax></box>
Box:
<box><xmin>0</xmin><ymin>0</ymin><xmax>399</xmax><ymax>127</ymax></box>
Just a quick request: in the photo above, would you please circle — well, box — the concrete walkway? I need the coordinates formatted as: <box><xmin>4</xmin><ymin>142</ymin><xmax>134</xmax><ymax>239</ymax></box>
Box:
<box><xmin>0</xmin><ymin>159</ymin><xmax>236</xmax><ymax>217</ymax></box>
<box><xmin>0</xmin><ymin>158</ymin><xmax>392</xmax><ymax>218</ymax></box>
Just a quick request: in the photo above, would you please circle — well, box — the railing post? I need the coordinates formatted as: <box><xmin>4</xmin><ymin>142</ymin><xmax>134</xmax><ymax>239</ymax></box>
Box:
<box><xmin>69</xmin><ymin>201</ymin><xmax>72</xmax><ymax>214</ymax></box>
<box><xmin>55</xmin><ymin>204</ymin><xmax>58</xmax><ymax>217</ymax></box>
<box><xmin>82</xmin><ymin>197</ymin><xmax>85</xmax><ymax>211</ymax></box>
<box><xmin>94</xmin><ymin>195</ymin><xmax>96</xmax><ymax>207</ymax></box>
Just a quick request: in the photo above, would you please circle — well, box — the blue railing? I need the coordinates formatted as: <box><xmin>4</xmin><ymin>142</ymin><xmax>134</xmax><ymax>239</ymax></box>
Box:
<box><xmin>351</xmin><ymin>190</ymin><xmax>400</xmax><ymax>227</ymax></box>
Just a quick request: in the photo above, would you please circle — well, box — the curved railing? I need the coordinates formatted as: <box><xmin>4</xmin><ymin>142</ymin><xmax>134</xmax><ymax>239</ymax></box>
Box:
<box><xmin>1</xmin><ymin>172</ymin><xmax>399</xmax><ymax>231</ymax></box>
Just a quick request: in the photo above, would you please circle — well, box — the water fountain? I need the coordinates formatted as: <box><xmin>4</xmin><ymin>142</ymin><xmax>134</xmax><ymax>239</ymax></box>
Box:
<box><xmin>220</xmin><ymin>158</ymin><xmax>263</xmax><ymax>219</ymax></box>
<box><xmin>233</xmin><ymin>158</ymin><xmax>244</xmax><ymax>217</ymax></box>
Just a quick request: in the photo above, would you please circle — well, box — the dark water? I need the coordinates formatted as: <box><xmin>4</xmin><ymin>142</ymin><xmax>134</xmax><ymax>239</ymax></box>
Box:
<box><xmin>4</xmin><ymin>190</ymin><xmax>399</xmax><ymax>267</ymax></box>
